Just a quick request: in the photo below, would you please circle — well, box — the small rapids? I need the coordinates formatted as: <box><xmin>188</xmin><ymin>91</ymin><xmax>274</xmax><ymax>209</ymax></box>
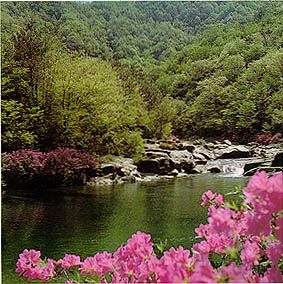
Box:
<box><xmin>207</xmin><ymin>158</ymin><xmax>265</xmax><ymax>177</ymax></box>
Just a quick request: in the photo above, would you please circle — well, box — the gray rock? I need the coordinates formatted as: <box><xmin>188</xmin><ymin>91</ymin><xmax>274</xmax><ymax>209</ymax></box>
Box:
<box><xmin>193</xmin><ymin>152</ymin><xmax>208</xmax><ymax>164</ymax></box>
<box><xmin>170</xmin><ymin>169</ymin><xmax>179</xmax><ymax>176</ymax></box>
<box><xmin>169</xmin><ymin>150</ymin><xmax>193</xmax><ymax>163</ymax></box>
<box><xmin>243</xmin><ymin>160</ymin><xmax>265</xmax><ymax>176</ymax></box>
<box><xmin>120</xmin><ymin>176</ymin><xmax>136</xmax><ymax>183</ymax></box>
<box><xmin>194</xmin><ymin>146</ymin><xmax>216</xmax><ymax>160</ymax></box>
<box><xmin>192</xmin><ymin>165</ymin><xmax>205</xmax><ymax>174</ymax></box>
<box><xmin>144</xmin><ymin>143</ymin><xmax>163</xmax><ymax>151</ymax></box>
<box><xmin>169</xmin><ymin>150</ymin><xmax>195</xmax><ymax>173</ymax></box>
<box><xmin>206</xmin><ymin>164</ymin><xmax>221</xmax><ymax>173</ymax></box>
<box><xmin>213</xmin><ymin>145</ymin><xmax>250</xmax><ymax>159</ymax></box>
<box><xmin>145</xmin><ymin>151</ymin><xmax>169</xmax><ymax>159</ymax></box>
<box><xmin>99</xmin><ymin>163</ymin><xmax>120</xmax><ymax>176</ymax></box>
<box><xmin>224</xmin><ymin>139</ymin><xmax>232</xmax><ymax>146</ymax></box>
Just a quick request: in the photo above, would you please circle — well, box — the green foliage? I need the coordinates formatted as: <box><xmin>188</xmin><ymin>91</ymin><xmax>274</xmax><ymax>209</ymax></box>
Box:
<box><xmin>1</xmin><ymin>1</ymin><xmax>282</xmax><ymax>156</ymax></box>
<box><xmin>148</xmin><ymin>96</ymin><xmax>178</xmax><ymax>139</ymax></box>
<box><xmin>1</xmin><ymin>100</ymin><xmax>43</xmax><ymax>152</ymax></box>
<box><xmin>1</xmin><ymin>1</ymin><xmax>272</xmax><ymax>67</ymax></box>
<box><xmin>38</xmin><ymin>53</ymin><xmax>148</xmax><ymax>155</ymax></box>
<box><xmin>152</xmin><ymin>3</ymin><xmax>283</xmax><ymax>140</ymax></box>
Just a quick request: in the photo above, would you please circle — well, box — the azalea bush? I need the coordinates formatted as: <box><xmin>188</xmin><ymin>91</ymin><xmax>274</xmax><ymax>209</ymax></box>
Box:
<box><xmin>254</xmin><ymin>133</ymin><xmax>280</xmax><ymax>146</ymax></box>
<box><xmin>2</xmin><ymin>148</ymin><xmax>99</xmax><ymax>187</ymax></box>
<box><xmin>16</xmin><ymin>171</ymin><xmax>283</xmax><ymax>283</ymax></box>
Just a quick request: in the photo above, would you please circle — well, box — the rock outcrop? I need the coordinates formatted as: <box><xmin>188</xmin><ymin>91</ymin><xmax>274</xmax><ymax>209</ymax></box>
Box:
<box><xmin>87</xmin><ymin>139</ymin><xmax>282</xmax><ymax>186</ymax></box>
<box><xmin>213</xmin><ymin>145</ymin><xmax>251</xmax><ymax>159</ymax></box>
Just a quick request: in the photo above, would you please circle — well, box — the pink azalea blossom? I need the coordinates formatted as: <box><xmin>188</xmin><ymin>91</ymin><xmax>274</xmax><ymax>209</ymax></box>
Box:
<box><xmin>240</xmin><ymin>239</ymin><xmax>260</xmax><ymax>268</ymax></box>
<box><xmin>41</xmin><ymin>258</ymin><xmax>56</xmax><ymax>281</ymax></box>
<box><xmin>260</xmin><ymin>265</ymin><xmax>283</xmax><ymax>283</ymax></box>
<box><xmin>208</xmin><ymin>204</ymin><xmax>217</xmax><ymax>216</ymax></box>
<box><xmin>18</xmin><ymin>249</ymin><xmax>42</xmax><ymax>265</ymax></box>
<box><xmin>16</xmin><ymin>249</ymin><xmax>43</xmax><ymax>277</ymax></box>
<box><xmin>243</xmin><ymin>171</ymin><xmax>270</xmax><ymax>204</ymax></box>
<box><xmin>214</xmin><ymin>194</ymin><xmax>223</xmax><ymax>206</ymax></box>
<box><xmin>266</xmin><ymin>243</ymin><xmax>283</xmax><ymax>266</ymax></box>
<box><xmin>188</xmin><ymin>254</ymin><xmax>217</xmax><ymax>283</ymax></box>
<box><xmin>218</xmin><ymin>262</ymin><xmax>252</xmax><ymax>283</ymax></box>
<box><xmin>15</xmin><ymin>171</ymin><xmax>283</xmax><ymax>284</ymax></box>
<box><xmin>201</xmin><ymin>190</ymin><xmax>216</xmax><ymax>207</ymax></box>
<box><xmin>208</xmin><ymin>205</ymin><xmax>235</xmax><ymax>235</ymax></box>
<box><xmin>192</xmin><ymin>240</ymin><xmax>210</xmax><ymax>254</ymax></box>
<box><xmin>195</xmin><ymin>224</ymin><xmax>210</xmax><ymax>239</ymax></box>
<box><xmin>23</xmin><ymin>264</ymin><xmax>43</xmax><ymax>282</ymax></box>
<box><xmin>206</xmin><ymin>233</ymin><xmax>234</xmax><ymax>254</ymax></box>
<box><xmin>268</xmin><ymin>172</ymin><xmax>283</xmax><ymax>214</ymax></box>
<box><xmin>246</xmin><ymin>212</ymin><xmax>272</xmax><ymax>237</ymax></box>
<box><xmin>80</xmin><ymin>251</ymin><xmax>113</xmax><ymax>277</ymax></box>
<box><xmin>158</xmin><ymin>246</ymin><xmax>195</xmax><ymax>283</ymax></box>
<box><xmin>274</xmin><ymin>215</ymin><xmax>283</xmax><ymax>242</ymax></box>
<box><xmin>61</xmin><ymin>254</ymin><xmax>81</xmax><ymax>270</ymax></box>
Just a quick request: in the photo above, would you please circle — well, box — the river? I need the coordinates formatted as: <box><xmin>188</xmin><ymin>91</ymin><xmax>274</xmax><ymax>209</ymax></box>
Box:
<box><xmin>2</xmin><ymin>173</ymin><xmax>249</xmax><ymax>283</ymax></box>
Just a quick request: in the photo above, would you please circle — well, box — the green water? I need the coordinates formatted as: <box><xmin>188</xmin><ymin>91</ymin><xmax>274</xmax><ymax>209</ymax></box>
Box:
<box><xmin>2</xmin><ymin>174</ymin><xmax>249</xmax><ymax>283</ymax></box>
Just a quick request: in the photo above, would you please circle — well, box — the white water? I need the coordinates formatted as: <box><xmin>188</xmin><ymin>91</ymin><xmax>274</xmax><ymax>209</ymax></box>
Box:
<box><xmin>207</xmin><ymin>158</ymin><xmax>265</xmax><ymax>177</ymax></box>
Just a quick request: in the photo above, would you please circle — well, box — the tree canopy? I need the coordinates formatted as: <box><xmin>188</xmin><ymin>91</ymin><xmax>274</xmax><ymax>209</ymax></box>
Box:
<box><xmin>1</xmin><ymin>1</ymin><xmax>282</xmax><ymax>155</ymax></box>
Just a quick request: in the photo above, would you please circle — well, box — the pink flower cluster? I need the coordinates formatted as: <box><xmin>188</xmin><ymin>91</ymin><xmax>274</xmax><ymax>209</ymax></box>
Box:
<box><xmin>255</xmin><ymin>133</ymin><xmax>279</xmax><ymax>145</ymax></box>
<box><xmin>2</xmin><ymin>150</ymin><xmax>47</xmax><ymax>179</ymax></box>
<box><xmin>243</xmin><ymin>170</ymin><xmax>283</xmax><ymax>237</ymax></box>
<box><xmin>16</xmin><ymin>171</ymin><xmax>283</xmax><ymax>283</ymax></box>
<box><xmin>16</xmin><ymin>249</ymin><xmax>55</xmax><ymax>282</ymax></box>
<box><xmin>2</xmin><ymin>148</ymin><xmax>99</xmax><ymax>186</ymax></box>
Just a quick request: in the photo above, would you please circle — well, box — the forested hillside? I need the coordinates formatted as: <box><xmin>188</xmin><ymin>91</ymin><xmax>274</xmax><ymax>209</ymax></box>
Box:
<box><xmin>1</xmin><ymin>1</ymin><xmax>283</xmax><ymax>156</ymax></box>
<box><xmin>1</xmin><ymin>1</ymin><xmax>271</xmax><ymax>64</ymax></box>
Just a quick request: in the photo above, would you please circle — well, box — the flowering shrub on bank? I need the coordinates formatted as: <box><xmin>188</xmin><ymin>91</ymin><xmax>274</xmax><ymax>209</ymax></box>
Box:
<box><xmin>16</xmin><ymin>171</ymin><xmax>283</xmax><ymax>283</ymax></box>
<box><xmin>2</xmin><ymin>148</ymin><xmax>99</xmax><ymax>187</ymax></box>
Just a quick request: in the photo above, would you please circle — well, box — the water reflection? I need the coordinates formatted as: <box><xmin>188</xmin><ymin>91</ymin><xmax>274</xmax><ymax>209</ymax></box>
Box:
<box><xmin>2</xmin><ymin>174</ymin><xmax>249</xmax><ymax>283</ymax></box>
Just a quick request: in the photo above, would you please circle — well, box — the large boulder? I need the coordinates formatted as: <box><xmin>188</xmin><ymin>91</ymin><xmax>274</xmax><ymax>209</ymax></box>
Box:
<box><xmin>204</xmin><ymin>161</ymin><xmax>222</xmax><ymax>173</ymax></box>
<box><xmin>99</xmin><ymin>163</ymin><xmax>122</xmax><ymax>176</ymax></box>
<box><xmin>206</xmin><ymin>164</ymin><xmax>221</xmax><ymax>173</ymax></box>
<box><xmin>169</xmin><ymin>150</ymin><xmax>195</xmax><ymax>173</ymax></box>
<box><xmin>194</xmin><ymin>146</ymin><xmax>216</xmax><ymax>160</ymax></box>
<box><xmin>136</xmin><ymin>158</ymin><xmax>174</xmax><ymax>175</ymax></box>
<box><xmin>136</xmin><ymin>159</ymin><xmax>160</xmax><ymax>174</ymax></box>
<box><xmin>271</xmin><ymin>152</ymin><xmax>283</xmax><ymax>167</ymax></box>
<box><xmin>138</xmin><ymin>149</ymin><xmax>173</xmax><ymax>175</ymax></box>
<box><xmin>213</xmin><ymin>145</ymin><xmax>251</xmax><ymax>159</ymax></box>
<box><xmin>158</xmin><ymin>158</ymin><xmax>175</xmax><ymax>175</ymax></box>
<box><xmin>243</xmin><ymin>159</ymin><xmax>265</xmax><ymax>176</ymax></box>
<box><xmin>193</xmin><ymin>152</ymin><xmax>208</xmax><ymax>165</ymax></box>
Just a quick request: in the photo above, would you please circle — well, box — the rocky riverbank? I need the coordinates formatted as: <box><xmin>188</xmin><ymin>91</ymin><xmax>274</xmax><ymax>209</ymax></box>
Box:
<box><xmin>87</xmin><ymin>139</ymin><xmax>283</xmax><ymax>186</ymax></box>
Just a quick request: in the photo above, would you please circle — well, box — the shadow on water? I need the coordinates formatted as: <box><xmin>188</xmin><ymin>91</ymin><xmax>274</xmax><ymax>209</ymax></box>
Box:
<box><xmin>2</xmin><ymin>174</ymin><xmax>249</xmax><ymax>283</ymax></box>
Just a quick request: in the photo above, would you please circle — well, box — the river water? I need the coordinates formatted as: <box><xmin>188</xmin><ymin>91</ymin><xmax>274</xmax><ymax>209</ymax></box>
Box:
<box><xmin>2</xmin><ymin>173</ymin><xmax>249</xmax><ymax>283</ymax></box>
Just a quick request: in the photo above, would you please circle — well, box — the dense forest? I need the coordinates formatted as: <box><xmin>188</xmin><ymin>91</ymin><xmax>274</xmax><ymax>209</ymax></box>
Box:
<box><xmin>1</xmin><ymin>1</ymin><xmax>283</xmax><ymax>157</ymax></box>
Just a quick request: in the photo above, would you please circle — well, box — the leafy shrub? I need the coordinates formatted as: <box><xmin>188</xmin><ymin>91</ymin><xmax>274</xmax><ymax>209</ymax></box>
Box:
<box><xmin>2</xmin><ymin>150</ymin><xmax>47</xmax><ymax>186</ymax></box>
<box><xmin>1</xmin><ymin>148</ymin><xmax>99</xmax><ymax>187</ymax></box>
<box><xmin>254</xmin><ymin>133</ymin><xmax>280</xmax><ymax>145</ymax></box>
<box><xmin>15</xmin><ymin>171</ymin><xmax>283</xmax><ymax>283</ymax></box>
<box><xmin>43</xmin><ymin>148</ymin><xmax>99</xmax><ymax>185</ymax></box>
